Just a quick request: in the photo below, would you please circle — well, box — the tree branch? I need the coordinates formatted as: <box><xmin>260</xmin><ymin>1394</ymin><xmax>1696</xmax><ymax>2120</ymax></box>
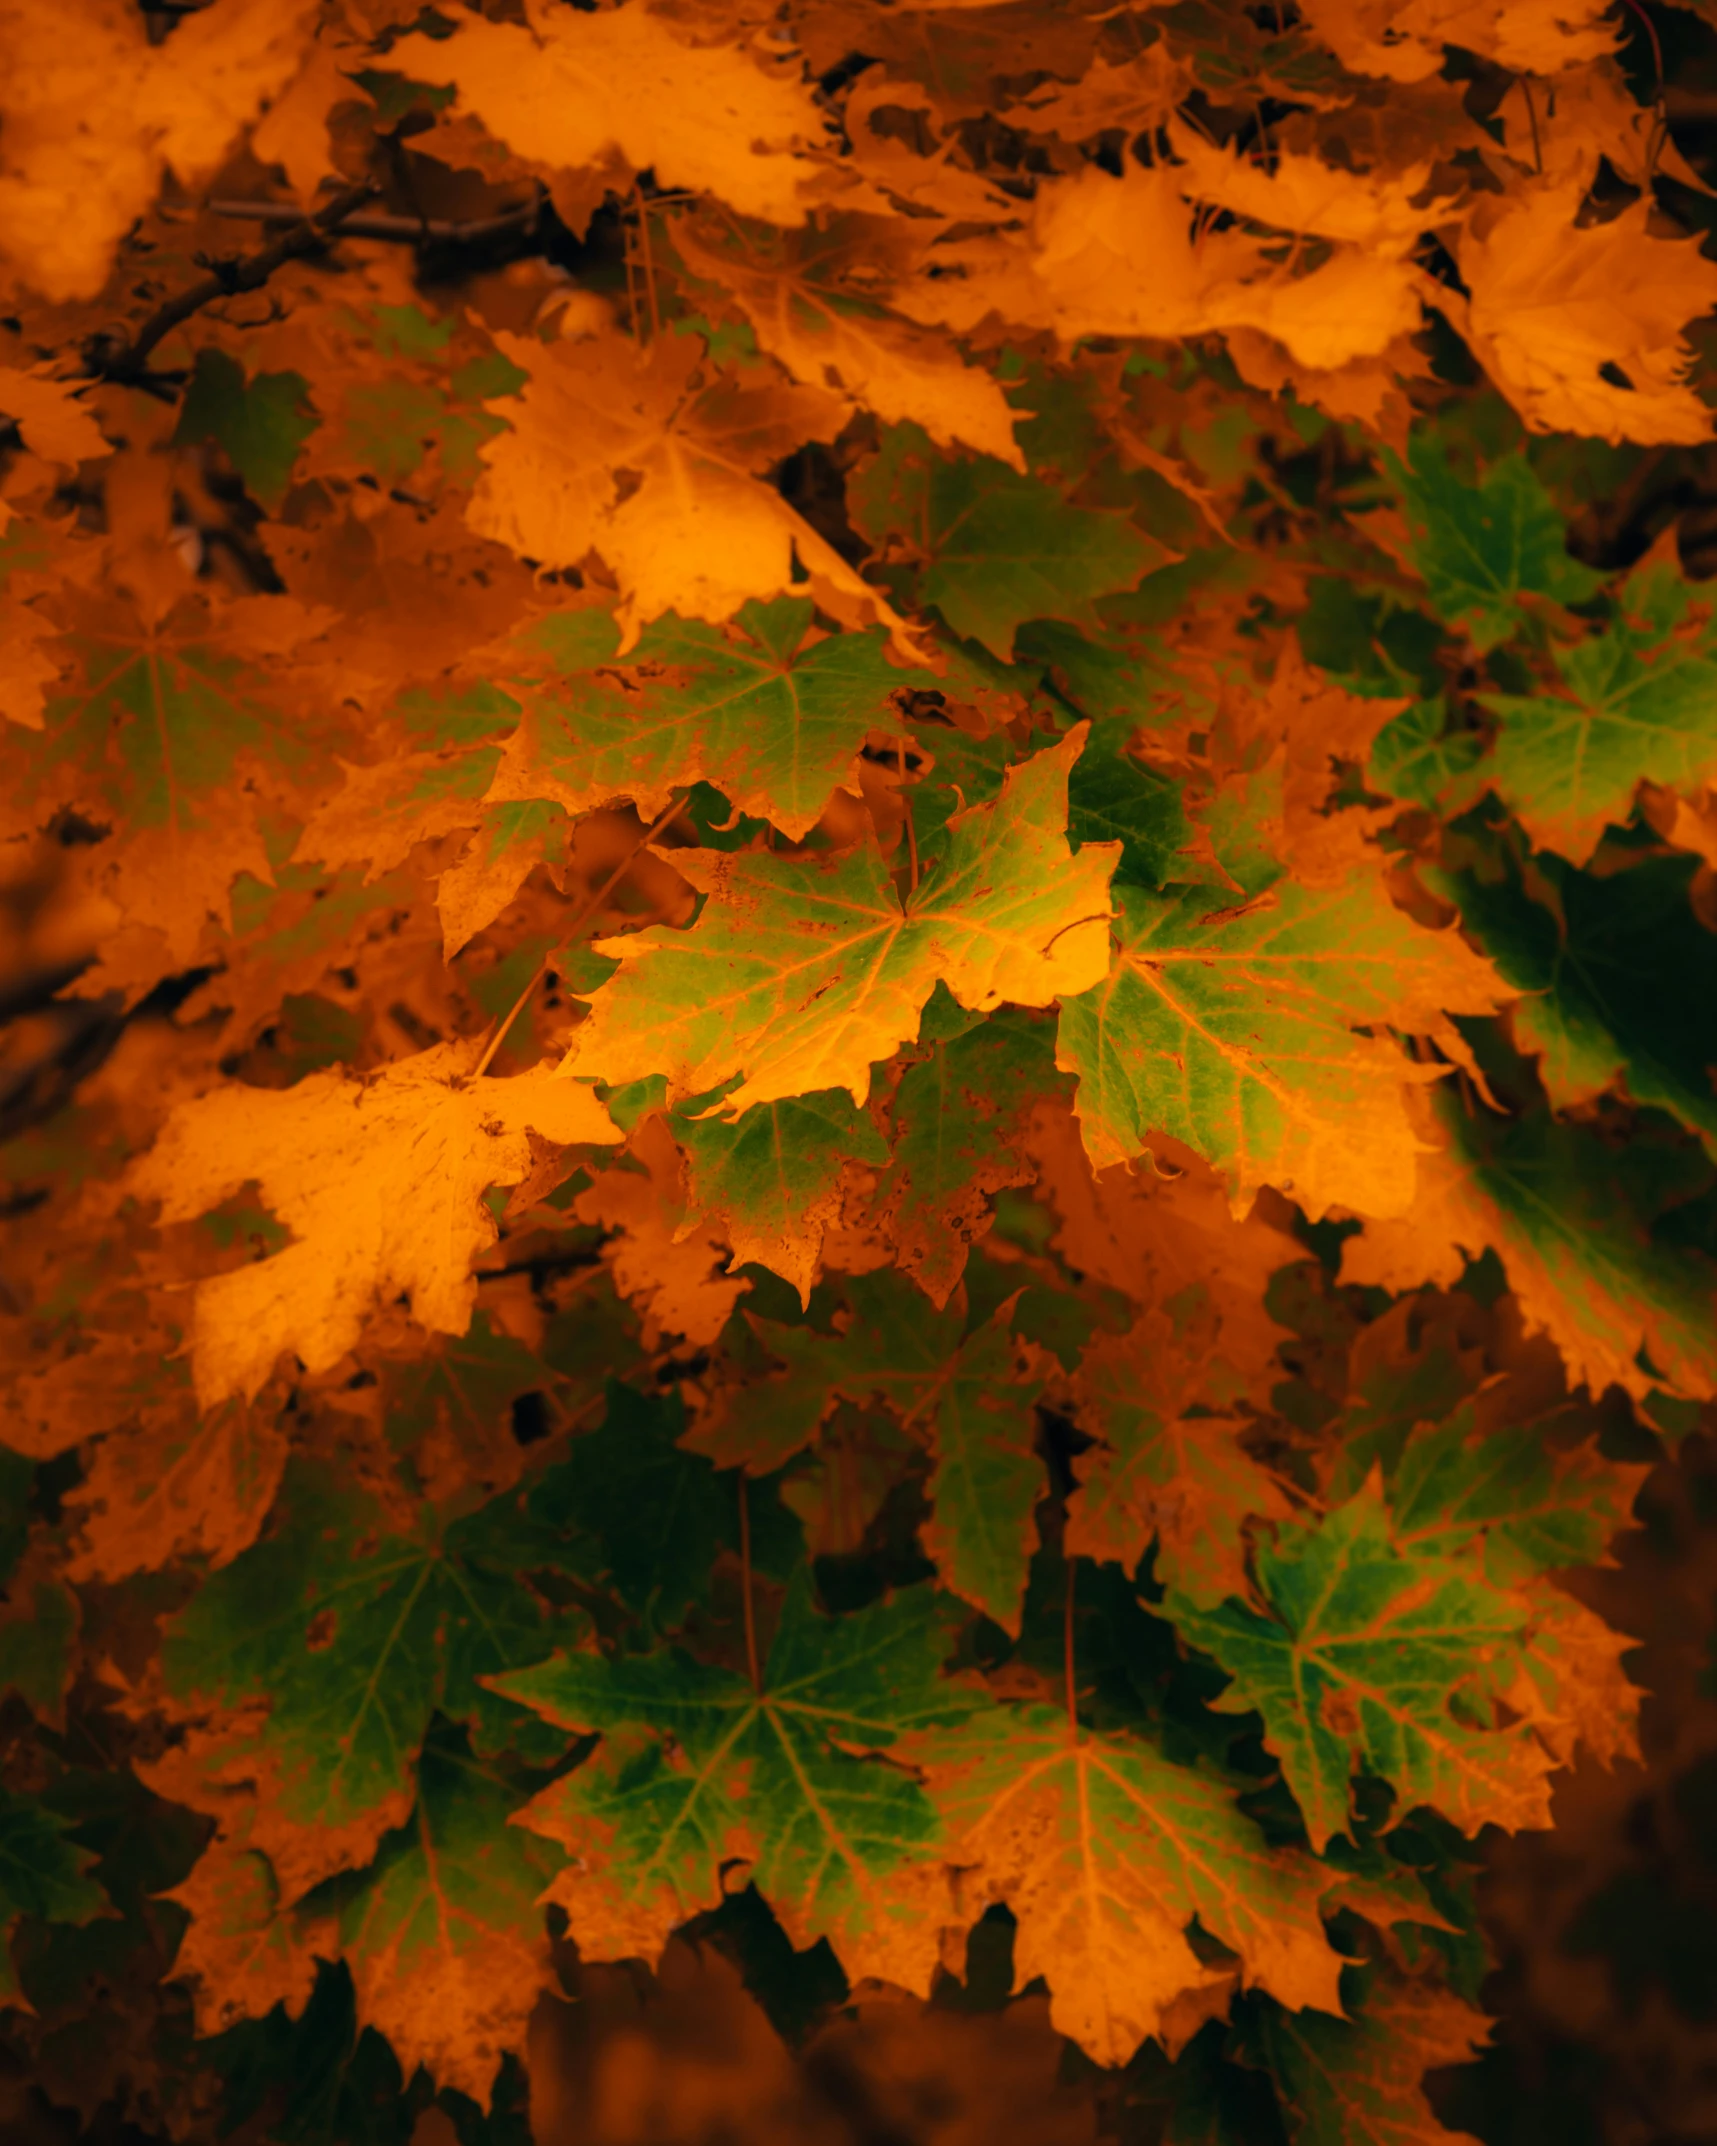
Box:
<box><xmin>85</xmin><ymin>180</ymin><xmax>383</xmax><ymax>384</ymax></box>
<box><xmin>205</xmin><ymin>195</ymin><xmax>544</xmax><ymax>247</ymax></box>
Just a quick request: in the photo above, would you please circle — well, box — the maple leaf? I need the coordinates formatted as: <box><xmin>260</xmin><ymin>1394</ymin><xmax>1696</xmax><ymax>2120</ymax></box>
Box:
<box><xmin>1055</xmin><ymin>868</ymin><xmax>1507</xmax><ymax>1220</ymax></box>
<box><xmin>1063</xmin><ymin>715</ymin><xmax>1207</xmax><ymax>892</ymax></box>
<box><xmin>1020</xmin><ymin>1103</ymin><xmax>1299</xmax><ymax>1410</ymax></box>
<box><xmin>570</xmin><ymin>728</ymin><xmax>1118</xmax><ymax>1113</ymax></box>
<box><xmin>1233</xmin><ymin>1968</ymin><xmax>1487</xmax><ymax>2146</ymax></box>
<box><xmin>0</xmin><ymin>0</ymin><xmax>318</xmax><ymax>300</ymax></box>
<box><xmin>1436</xmin><ymin>827</ymin><xmax>1717</xmax><ymax>1155</ymax></box>
<box><xmin>848</xmin><ymin>422</ymin><xmax>1168</xmax><ymax>660</ymax></box>
<box><xmin>301</xmin><ymin>1728</ymin><xmax>562</xmax><ymax>2103</ymax></box>
<box><xmin>1066</xmin><ymin>1311</ymin><xmax>1296</xmax><ymax>1609</ymax></box>
<box><xmin>1479</xmin><ymin>560</ymin><xmax>1717</xmax><ymax>864</ymax></box>
<box><xmin>160</xmin><ymin>1459</ymin><xmax>587</xmax><ymax>1871</ymax></box>
<box><xmin>159</xmin><ymin>1835</ymin><xmax>318</xmax><ymax>2038</ymax></box>
<box><xmin>705</xmin><ymin>1278</ymin><xmax>1048</xmax><ymax>1633</ymax></box>
<box><xmin>172</xmin><ymin>351</ymin><xmax>319</xmax><ymax>511</ymax></box>
<box><xmin>1386</xmin><ymin>431</ymin><xmax>1604</xmax><ymax>653</ymax></box>
<box><xmin>2</xmin><ymin>591</ymin><xmax>334</xmax><ymax>968</ymax></box>
<box><xmin>1339</xmin><ymin>1082</ymin><xmax>1717</xmax><ymax>1403</ymax></box>
<box><xmin>492</xmin><ymin>1569</ymin><xmax>980</xmax><ymax>1989</ymax></box>
<box><xmin>873</xmin><ymin>1003</ymin><xmax>1066</xmax><ymax>1306</ymax></box>
<box><xmin>1384</xmin><ymin>1403</ymin><xmax>1645</xmax><ymax>1589</ymax></box>
<box><xmin>467</xmin><ymin>325</ymin><xmax>903</xmax><ymax>646</ymax></box>
<box><xmin>896</xmin><ymin>164</ymin><xmax>1422</xmax><ymax>374</ymax></box>
<box><xmin>389</xmin><ymin>0</ymin><xmax>829</xmax><ymax>227</ymax></box>
<box><xmin>0</xmin><ymin>1564</ymin><xmax>77</xmax><ymax>1731</ymax></box>
<box><xmin>1458</xmin><ymin>185</ymin><xmax>1717</xmax><ymax>446</ymax></box>
<box><xmin>528</xmin><ymin>1379</ymin><xmax>772</xmax><ymax>1634</ymax></box>
<box><xmin>0</xmin><ymin>1785</ymin><xmax>109</xmax><ymax>2006</ymax></box>
<box><xmin>1000</xmin><ymin>46</ymin><xmax>1186</xmax><ymax>140</ymax></box>
<box><xmin>1166</xmin><ymin>122</ymin><xmax>1434</xmax><ymax>252</ymax></box>
<box><xmin>1168</xmin><ymin>1480</ymin><xmax>1558</xmax><ymax>1851</ymax></box>
<box><xmin>671</xmin><ymin>215</ymin><xmax>1024</xmax><ymax>467</ymax></box>
<box><xmin>1297</xmin><ymin>0</ymin><xmax>1615</xmax><ymax>82</ymax></box>
<box><xmin>574</xmin><ymin>1116</ymin><xmax>753</xmax><ymax>1349</ymax></box>
<box><xmin>673</xmin><ymin>1086</ymin><xmax>890</xmax><ymax>1304</ymax></box>
<box><xmin>127</xmin><ymin>1044</ymin><xmax>619</xmax><ymax>1406</ymax></box>
<box><xmin>0</xmin><ymin>367</ymin><xmax>109</xmax><ymax>469</ymax></box>
<box><xmin>487</xmin><ymin>597</ymin><xmax>909</xmax><ymax>840</ymax></box>
<box><xmin>904</xmin><ymin>1703</ymin><xmax>1347</xmax><ymax>2067</ymax></box>
<box><xmin>66</xmin><ymin>1399</ymin><xmax>288</xmax><ymax>1584</ymax></box>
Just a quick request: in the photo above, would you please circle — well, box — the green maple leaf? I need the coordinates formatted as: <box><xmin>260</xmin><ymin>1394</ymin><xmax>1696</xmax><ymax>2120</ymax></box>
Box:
<box><xmin>0</xmin><ymin>1786</ymin><xmax>108</xmax><ymax>2004</ymax></box>
<box><xmin>1346</xmin><ymin>1082</ymin><xmax>1717</xmax><ymax>1404</ymax></box>
<box><xmin>490</xmin><ymin>1569</ymin><xmax>978</xmax><ymax>1978</ymax></box>
<box><xmin>528</xmin><ymin>1380</ymin><xmax>797</xmax><ymax>1631</ymax></box>
<box><xmin>1384</xmin><ymin>1403</ymin><xmax>1643</xmax><ymax>1588</ymax></box>
<box><xmin>1480</xmin><ymin>560</ymin><xmax>1717</xmax><ymax>862</ymax></box>
<box><xmin>671</xmin><ymin>1086</ymin><xmax>890</xmax><ymax>1304</ymax></box>
<box><xmin>1064</xmin><ymin>715</ymin><xmax>1205</xmax><ymax>888</ymax></box>
<box><xmin>723</xmin><ymin>1276</ymin><xmax>1047</xmax><ymax>1633</ymax></box>
<box><xmin>173</xmin><ymin>351</ymin><xmax>319</xmax><ymax>510</ymax></box>
<box><xmin>572</xmin><ymin>729</ymin><xmax>1119</xmax><ymax>1114</ymax></box>
<box><xmin>163</xmin><ymin>1461</ymin><xmax>588</xmax><ymax>1838</ymax></box>
<box><xmin>1231</xmin><ymin>1970</ymin><xmax>1487</xmax><ymax>2146</ymax></box>
<box><xmin>1055</xmin><ymin>872</ymin><xmax>1503</xmax><ymax>1218</ymax></box>
<box><xmin>1169</xmin><ymin>1483</ymin><xmax>1554</xmax><ymax>1850</ymax></box>
<box><xmin>1368</xmin><ymin>697</ymin><xmax>1488</xmax><ymax>813</ymax></box>
<box><xmin>489</xmin><ymin>598</ymin><xmax>907</xmax><ymax>839</ymax></box>
<box><xmin>304</xmin><ymin>1725</ymin><xmax>563</xmax><ymax>2105</ymax></box>
<box><xmin>1436</xmin><ymin>827</ymin><xmax>1717</xmax><ymax>1154</ymax></box>
<box><xmin>0</xmin><ymin>1577</ymin><xmax>77</xmax><ymax>1726</ymax></box>
<box><xmin>848</xmin><ymin>423</ymin><xmax>1166</xmax><ymax>660</ymax></box>
<box><xmin>1386</xmin><ymin>432</ymin><xmax>1602</xmax><ymax>654</ymax></box>
<box><xmin>876</xmin><ymin>1003</ymin><xmax>1068</xmax><ymax>1305</ymax></box>
<box><xmin>905</xmin><ymin>1702</ymin><xmax>1347</xmax><ymax>2068</ymax></box>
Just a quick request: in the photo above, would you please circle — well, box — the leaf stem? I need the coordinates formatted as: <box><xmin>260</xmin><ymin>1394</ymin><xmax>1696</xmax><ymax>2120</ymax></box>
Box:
<box><xmin>897</xmin><ymin>737</ymin><xmax>920</xmax><ymax>895</ymax></box>
<box><xmin>472</xmin><ymin>789</ymin><xmax>687</xmax><ymax>1079</ymax></box>
<box><xmin>739</xmin><ymin>1473</ymin><xmax>762</xmax><ymax>1694</ymax></box>
<box><xmin>1064</xmin><ymin>1557</ymin><xmax>1080</xmax><ymax>1745</ymax></box>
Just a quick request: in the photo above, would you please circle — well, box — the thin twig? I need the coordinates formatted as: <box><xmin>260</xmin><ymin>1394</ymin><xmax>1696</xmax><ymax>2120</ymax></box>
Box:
<box><xmin>207</xmin><ymin>197</ymin><xmax>542</xmax><ymax>246</ymax></box>
<box><xmin>91</xmin><ymin>180</ymin><xmax>382</xmax><ymax>381</ymax></box>
<box><xmin>471</xmin><ymin>790</ymin><xmax>688</xmax><ymax>1079</ymax></box>
<box><xmin>740</xmin><ymin>1475</ymin><xmax>762</xmax><ymax>1695</ymax></box>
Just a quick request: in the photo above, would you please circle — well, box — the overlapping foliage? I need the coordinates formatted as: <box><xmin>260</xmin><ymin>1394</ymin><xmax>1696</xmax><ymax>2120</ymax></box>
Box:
<box><xmin>3</xmin><ymin>3</ymin><xmax>1717</xmax><ymax>2142</ymax></box>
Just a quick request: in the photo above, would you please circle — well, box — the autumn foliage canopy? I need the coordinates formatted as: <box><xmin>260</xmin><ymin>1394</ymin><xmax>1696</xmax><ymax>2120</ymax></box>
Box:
<box><xmin>4</xmin><ymin>1</ymin><xmax>1717</xmax><ymax>2141</ymax></box>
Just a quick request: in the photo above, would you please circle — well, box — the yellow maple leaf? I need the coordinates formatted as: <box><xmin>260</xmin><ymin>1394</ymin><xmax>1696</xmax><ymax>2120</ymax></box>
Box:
<box><xmin>0</xmin><ymin>0</ymin><xmax>318</xmax><ymax>301</ymax></box>
<box><xmin>388</xmin><ymin>0</ymin><xmax>828</xmax><ymax>227</ymax></box>
<box><xmin>470</xmin><ymin>325</ymin><xmax>908</xmax><ymax>646</ymax></box>
<box><xmin>0</xmin><ymin>367</ymin><xmax>109</xmax><ymax>468</ymax></box>
<box><xmin>1168</xmin><ymin>123</ymin><xmax>1435</xmax><ymax>253</ymax></box>
<box><xmin>672</xmin><ymin>215</ymin><xmax>1024</xmax><ymax>467</ymax></box>
<box><xmin>127</xmin><ymin>1045</ymin><xmax>621</xmax><ymax>1406</ymax></box>
<box><xmin>574</xmin><ymin>1116</ymin><xmax>751</xmax><ymax>1348</ymax></box>
<box><xmin>1022</xmin><ymin>1102</ymin><xmax>1299</xmax><ymax>1403</ymax></box>
<box><xmin>897</xmin><ymin>164</ymin><xmax>1425</xmax><ymax>371</ymax></box>
<box><xmin>1298</xmin><ymin>0</ymin><xmax>1616</xmax><ymax>83</ymax></box>
<box><xmin>1458</xmin><ymin>184</ymin><xmax>1717</xmax><ymax>446</ymax></box>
